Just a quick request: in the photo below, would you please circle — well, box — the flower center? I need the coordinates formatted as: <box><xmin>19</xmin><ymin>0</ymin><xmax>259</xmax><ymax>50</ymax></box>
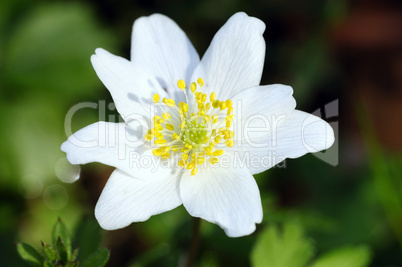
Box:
<box><xmin>144</xmin><ymin>78</ymin><xmax>235</xmax><ymax>175</ymax></box>
<box><xmin>182</xmin><ymin>117</ymin><xmax>208</xmax><ymax>146</ymax></box>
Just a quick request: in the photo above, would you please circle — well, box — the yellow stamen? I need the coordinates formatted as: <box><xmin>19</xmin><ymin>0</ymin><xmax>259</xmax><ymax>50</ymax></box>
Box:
<box><xmin>209</xmin><ymin>157</ymin><xmax>219</xmax><ymax>164</ymax></box>
<box><xmin>225</xmin><ymin>99</ymin><xmax>233</xmax><ymax>108</ymax></box>
<box><xmin>213</xmin><ymin>149</ymin><xmax>224</xmax><ymax>156</ymax></box>
<box><xmin>161</xmin><ymin>152</ymin><xmax>170</xmax><ymax>159</ymax></box>
<box><xmin>172</xmin><ymin>133</ymin><xmax>180</xmax><ymax>140</ymax></box>
<box><xmin>163</xmin><ymin>98</ymin><xmax>176</xmax><ymax>107</ymax></box>
<box><xmin>210</xmin><ymin>92</ymin><xmax>216</xmax><ymax>102</ymax></box>
<box><xmin>212</xmin><ymin>100</ymin><xmax>220</xmax><ymax>109</ymax></box>
<box><xmin>155</xmin><ymin>124</ymin><xmax>163</xmax><ymax>131</ymax></box>
<box><xmin>152</xmin><ymin>149</ymin><xmax>162</xmax><ymax>156</ymax></box>
<box><xmin>155</xmin><ymin>132</ymin><xmax>163</xmax><ymax>139</ymax></box>
<box><xmin>197</xmin><ymin>77</ymin><xmax>204</xmax><ymax>87</ymax></box>
<box><xmin>153</xmin><ymin>94</ymin><xmax>160</xmax><ymax>103</ymax></box>
<box><xmin>225</xmin><ymin>140</ymin><xmax>234</xmax><ymax>147</ymax></box>
<box><xmin>187</xmin><ymin>162</ymin><xmax>195</xmax><ymax>170</ymax></box>
<box><xmin>177</xmin><ymin>79</ymin><xmax>186</xmax><ymax>90</ymax></box>
<box><xmin>154</xmin><ymin>139</ymin><xmax>167</xmax><ymax>145</ymax></box>
<box><xmin>166</xmin><ymin>124</ymin><xmax>174</xmax><ymax>131</ymax></box>
<box><xmin>190</xmin><ymin>82</ymin><xmax>197</xmax><ymax>93</ymax></box>
<box><xmin>197</xmin><ymin>157</ymin><xmax>205</xmax><ymax>165</ymax></box>
<box><xmin>146</xmin><ymin>78</ymin><xmax>235</xmax><ymax>176</ymax></box>
<box><xmin>162</xmin><ymin>113</ymin><xmax>171</xmax><ymax>120</ymax></box>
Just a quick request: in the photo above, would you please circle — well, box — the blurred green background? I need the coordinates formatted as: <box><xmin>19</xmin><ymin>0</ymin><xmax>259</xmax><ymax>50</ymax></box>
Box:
<box><xmin>1</xmin><ymin>0</ymin><xmax>402</xmax><ymax>266</ymax></box>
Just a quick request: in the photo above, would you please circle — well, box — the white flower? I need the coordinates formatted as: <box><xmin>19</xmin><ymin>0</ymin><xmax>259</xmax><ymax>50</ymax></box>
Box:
<box><xmin>61</xmin><ymin>12</ymin><xmax>334</xmax><ymax>237</ymax></box>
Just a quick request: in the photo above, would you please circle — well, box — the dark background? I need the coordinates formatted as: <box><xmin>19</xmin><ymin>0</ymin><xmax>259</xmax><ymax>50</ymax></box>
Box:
<box><xmin>1</xmin><ymin>0</ymin><xmax>402</xmax><ymax>266</ymax></box>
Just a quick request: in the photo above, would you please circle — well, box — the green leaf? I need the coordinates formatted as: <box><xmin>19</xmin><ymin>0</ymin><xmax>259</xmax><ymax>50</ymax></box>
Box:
<box><xmin>71</xmin><ymin>247</ymin><xmax>79</xmax><ymax>262</ymax></box>
<box><xmin>80</xmin><ymin>248</ymin><xmax>110</xmax><ymax>267</ymax></box>
<box><xmin>52</xmin><ymin>218</ymin><xmax>71</xmax><ymax>260</ymax></box>
<box><xmin>73</xmin><ymin>216</ymin><xmax>103</xmax><ymax>261</ymax></box>
<box><xmin>41</xmin><ymin>242</ymin><xmax>59</xmax><ymax>262</ymax></box>
<box><xmin>55</xmin><ymin>237</ymin><xmax>68</xmax><ymax>263</ymax></box>
<box><xmin>64</xmin><ymin>261</ymin><xmax>79</xmax><ymax>267</ymax></box>
<box><xmin>251</xmin><ymin>222</ymin><xmax>314</xmax><ymax>267</ymax></box>
<box><xmin>16</xmin><ymin>242</ymin><xmax>43</xmax><ymax>266</ymax></box>
<box><xmin>43</xmin><ymin>260</ymin><xmax>54</xmax><ymax>267</ymax></box>
<box><xmin>311</xmin><ymin>245</ymin><xmax>371</xmax><ymax>267</ymax></box>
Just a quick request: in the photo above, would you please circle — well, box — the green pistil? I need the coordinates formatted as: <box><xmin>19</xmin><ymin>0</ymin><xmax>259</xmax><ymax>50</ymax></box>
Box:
<box><xmin>182</xmin><ymin>118</ymin><xmax>207</xmax><ymax>147</ymax></box>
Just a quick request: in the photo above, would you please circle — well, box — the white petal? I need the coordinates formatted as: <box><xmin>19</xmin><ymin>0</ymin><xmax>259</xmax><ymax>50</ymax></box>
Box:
<box><xmin>91</xmin><ymin>48</ymin><xmax>167</xmax><ymax>122</ymax></box>
<box><xmin>61</xmin><ymin>122</ymin><xmax>177</xmax><ymax>178</ymax></box>
<box><xmin>95</xmin><ymin>169</ymin><xmax>182</xmax><ymax>230</ymax></box>
<box><xmin>191</xmin><ymin>12</ymin><xmax>266</xmax><ymax>100</ymax></box>
<box><xmin>230</xmin><ymin>110</ymin><xmax>335</xmax><ymax>175</ymax></box>
<box><xmin>131</xmin><ymin>14</ymin><xmax>200</xmax><ymax>101</ymax></box>
<box><xmin>180</xmin><ymin>164</ymin><xmax>262</xmax><ymax>237</ymax></box>
<box><xmin>231</xmin><ymin>84</ymin><xmax>296</xmax><ymax>140</ymax></box>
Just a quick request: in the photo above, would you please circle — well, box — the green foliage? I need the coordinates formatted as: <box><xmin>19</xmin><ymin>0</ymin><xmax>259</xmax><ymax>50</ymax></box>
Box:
<box><xmin>16</xmin><ymin>217</ymin><xmax>110</xmax><ymax>267</ymax></box>
<box><xmin>80</xmin><ymin>248</ymin><xmax>110</xmax><ymax>267</ymax></box>
<box><xmin>311</xmin><ymin>246</ymin><xmax>371</xmax><ymax>267</ymax></box>
<box><xmin>16</xmin><ymin>243</ymin><xmax>43</xmax><ymax>266</ymax></box>
<box><xmin>0</xmin><ymin>0</ymin><xmax>116</xmax><ymax>190</ymax></box>
<box><xmin>251</xmin><ymin>222</ymin><xmax>315</xmax><ymax>267</ymax></box>
<box><xmin>42</xmin><ymin>242</ymin><xmax>59</xmax><ymax>262</ymax></box>
<box><xmin>55</xmin><ymin>238</ymin><xmax>68</xmax><ymax>263</ymax></box>
<box><xmin>53</xmin><ymin>218</ymin><xmax>72</xmax><ymax>260</ymax></box>
<box><xmin>251</xmin><ymin>222</ymin><xmax>372</xmax><ymax>267</ymax></box>
<box><xmin>73</xmin><ymin>215</ymin><xmax>104</xmax><ymax>261</ymax></box>
<box><xmin>3</xmin><ymin>2</ymin><xmax>116</xmax><ymax>100</ymax></box>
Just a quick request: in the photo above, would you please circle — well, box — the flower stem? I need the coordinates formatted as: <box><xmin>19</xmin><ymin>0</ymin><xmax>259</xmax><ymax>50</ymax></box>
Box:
<box><xmin>184</xmin><ymin>217</ymin><xmax>201</xmax><ymax>267</ymax></box>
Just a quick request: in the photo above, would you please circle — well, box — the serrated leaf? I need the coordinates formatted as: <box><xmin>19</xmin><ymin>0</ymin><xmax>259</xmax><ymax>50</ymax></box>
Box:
<box><xmin>52</xmin><ymin>218</ymin><xmax>71</xmax><ymax>260</ymax></box>
<box><xmin>80</xmin><ymin>248</ymin><xmax>110</xmax><ymax>267</ymax></box>
<box><xmin>73</xmin><ymin>216</ymin><xmax>103</xmax><ymax>261</ymax></box>
<box><xmin>311</xmin><ymin>245</ymin><xmax>371</xmax><ymax>267</ymax></box>
<box><xmin>41</xmin><ymin>242</ymin><xmax>59</xmax><ymax>262</ymax></box>
<box><xmin>43</xmin><ymin>260</ymin><xmax>54</xmax><ymax>267</ymax></box>
<box><xmin>16</xmin><ymin>242</ymin><xmax>43</xmax><ymax>266</ymax></box>
<box><xmin>251</xmin><ymin>223</ymin><xmax>315</xmax><ymax>267</ymax></box>
<box><xmin>55</xmin><ymin>237</ymin><xmax>68</xmax><ymax>263</ymax></box>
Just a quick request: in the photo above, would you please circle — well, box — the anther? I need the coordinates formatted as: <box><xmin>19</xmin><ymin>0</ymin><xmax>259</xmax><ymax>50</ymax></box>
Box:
<box><xmin>210</xmin><ymin>92</ymin><xmax>216</xmax><ymax>102</ymax></box>
<box><xmin>197</xmin><ymin>78</ymin><xmax>204</xmax><ymax>87</ymax></box>
<box><xmin>177</xmin><ymin>79</ymin><xmax>186</xmax><ymax>90</ymax></box>
<box><xmin>166</xmin><ymin>124</ymin><xmax>174</xmax><ymax>131</ymax></box>
<box><xmin>153</xmin><ymin>94</ymin><xmax>160</xmax><ymax>103</ymax></box>
<box><xmin>225</xmin><ymin>140</ymin><xmax>234</xmax><ymax>147</ymax></box>
<box><xmin>152</xmin><ymin>149</ymin><xmax>162</xmax><ymax>156</ymax></box>
<box><xmin>209</xmin><ymin>157</ymin><xmax>219</xmax><ymax>164</ymax></box>
<box><xmin>190</xmin><ymin>82</ymin><xmax>197</xmax><ymax>93</ymax></box>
